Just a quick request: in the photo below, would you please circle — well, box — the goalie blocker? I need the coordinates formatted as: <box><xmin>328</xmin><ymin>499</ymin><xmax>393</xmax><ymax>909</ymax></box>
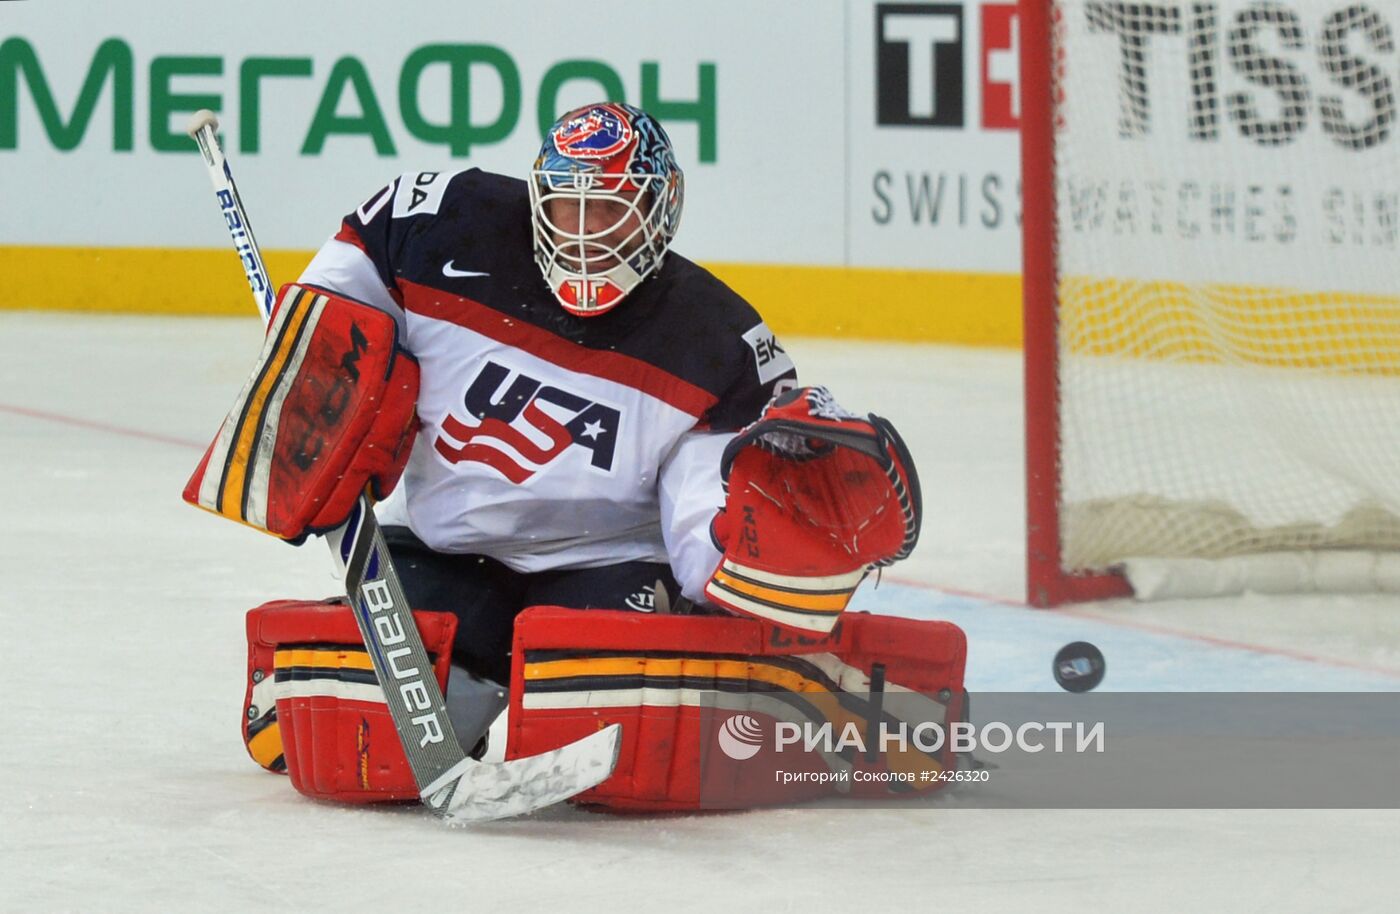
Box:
<box><xmin>241</xmin><ymin>600</ymin><xmax>966</xmax><ymax>811</ymax></box>
<box><xmin>184</xmin><ymin>283</ymin><xmax>419</xmax><ymax>541</ymax></box>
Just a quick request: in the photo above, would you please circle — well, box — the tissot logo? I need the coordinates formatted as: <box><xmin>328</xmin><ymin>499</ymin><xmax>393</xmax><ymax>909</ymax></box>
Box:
<box><xmin>979</xmin><ymin>4</ymin><xmax>1020</xmax><ymax>128</ymax></box>
<box><xmin>876</xmin><ymin>3</ymin><xmax>966</xmax><ymax>127</ymax></box>
<box><xmin>874</xmin><ymin>3</ymin><xmax>1021</xmax><ymax>131</ymax></box>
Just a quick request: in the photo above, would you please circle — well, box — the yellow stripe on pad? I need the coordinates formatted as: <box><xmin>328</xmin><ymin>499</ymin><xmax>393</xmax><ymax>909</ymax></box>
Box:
<box><xmin>523</xmin><ymin>655</ymin><xmax>832</xmax><ymax>694</ymax></box>
<box><xmin>246</xmin><ymin>721</ymin><xmax>284</xmax><ymax>770</ymax></box>
<box><xmin>273</xmin><ymin>647</ymin><xmax>375</xmax><ymax>672</ymax></box>
<box><xmin>218</xmin><ymin>290</ymin><xmax>316</xmax><ymax>515</ymax></box>
<box><xmin>710</xmin><ymin>568</ymin><xmax>851</xmax><ymax>614</ymax></box>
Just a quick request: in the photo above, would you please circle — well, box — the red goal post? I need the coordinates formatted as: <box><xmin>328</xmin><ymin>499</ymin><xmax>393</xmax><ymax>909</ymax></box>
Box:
<box><xmin>1022</xmin><ymin>0</ymin><xmax>1134</xmax><ymax>606</ymax></box>
<box><xmin>1019</xmin><ymin>0</ymin><xmax>1400</xmax><ymax>606</ymax></box>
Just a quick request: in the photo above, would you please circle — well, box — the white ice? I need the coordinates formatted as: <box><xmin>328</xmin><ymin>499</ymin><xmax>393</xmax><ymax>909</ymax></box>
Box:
<box><xmin>3</xmin><ymin>313</ymin><xmax>1399</xmax><ymax>912</ymax></box>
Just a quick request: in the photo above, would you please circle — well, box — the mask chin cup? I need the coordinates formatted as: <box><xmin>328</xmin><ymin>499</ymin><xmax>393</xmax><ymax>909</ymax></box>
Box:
<box><xmin>545</xmin><ymin>259</ymin><xmax>644</xmax><ymax>316</ymax></box>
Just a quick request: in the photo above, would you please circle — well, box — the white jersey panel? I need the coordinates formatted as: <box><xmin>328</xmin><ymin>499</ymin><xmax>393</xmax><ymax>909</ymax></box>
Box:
<box><xmin>300</xmin><ymin>238</ymin><xmax>406</xmax><ymax>335</ymax></box>
<box><xmin>658</xmin><ymin>431</ymin><xmax>731</xmax><ymax>602</ymax></box>
<box><xmin>399</xmin><ymin>313</ymin><xmax>698</xmax><ymax>572</ymax></box>
<box><xmin>302</xmin><ymin>238</ymin><xmax>719</xmax><ymax>575</ymax></box>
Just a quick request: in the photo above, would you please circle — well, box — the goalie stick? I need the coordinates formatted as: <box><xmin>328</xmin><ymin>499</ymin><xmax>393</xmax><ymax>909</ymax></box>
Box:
<box><xmin>185</xmin><ymin>109</ymin><xmax>620</xmax><ymax>824</ymax></box>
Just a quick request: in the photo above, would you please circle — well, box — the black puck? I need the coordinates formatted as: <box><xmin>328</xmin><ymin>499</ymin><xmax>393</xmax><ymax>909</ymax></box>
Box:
<box><xmin>1053</xmin><ymin>641</ymin><xmax>1106</xmax><ymax>692</ymax></box>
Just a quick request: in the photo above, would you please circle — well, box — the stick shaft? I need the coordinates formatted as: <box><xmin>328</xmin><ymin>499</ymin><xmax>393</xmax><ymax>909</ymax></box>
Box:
<box><xmin>185</xmin><ymin>111</ymin><xmax>468</xmax><ymax>805</ymax></box>
<box><xmin>189</xmin><ymin>115</ymin><xmax>276</xmax><ymax>323</ymax></box>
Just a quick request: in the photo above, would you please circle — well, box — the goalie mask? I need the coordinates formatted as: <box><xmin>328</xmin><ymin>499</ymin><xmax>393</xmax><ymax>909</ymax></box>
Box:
<box><xmin>529</xmin><ymin>102</ymin><xmax>684</xmax><ymax>317</ymax></box>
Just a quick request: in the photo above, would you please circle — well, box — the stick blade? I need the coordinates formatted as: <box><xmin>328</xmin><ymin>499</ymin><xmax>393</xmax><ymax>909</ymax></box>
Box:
<box><xmin>427</xmin><ymin>724</ymin><xmax>621</xmax><ymax>824</ymax></box>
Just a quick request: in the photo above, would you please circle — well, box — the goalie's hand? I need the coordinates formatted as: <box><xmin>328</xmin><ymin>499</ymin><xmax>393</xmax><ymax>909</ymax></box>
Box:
<box><xmin>705</xmin><ymin>387</ymin><xmax>921</xmax><ymax>634</ymax></box>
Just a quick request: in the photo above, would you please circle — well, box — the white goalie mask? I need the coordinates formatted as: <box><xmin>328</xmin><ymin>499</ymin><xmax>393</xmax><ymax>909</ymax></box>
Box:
<box><xmin>529</xmin><ymin>102</ymin><xmax>684</xmax><ymax>317</ymax></box>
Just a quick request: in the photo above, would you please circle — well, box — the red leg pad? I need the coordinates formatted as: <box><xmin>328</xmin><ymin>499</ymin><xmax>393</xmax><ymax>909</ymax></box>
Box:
<box><xmin>242</xmin><ymin>598</ymin><xmax>457</xmax><ymax>804</ymax></box>
<box><xmin>507</xmin><ymin>608</ymin><xmax>967</xmax><ymax>812</ymax></box>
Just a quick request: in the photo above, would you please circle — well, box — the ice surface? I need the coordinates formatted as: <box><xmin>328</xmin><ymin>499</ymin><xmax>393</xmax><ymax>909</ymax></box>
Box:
<box><xmin>3</xmin><ymin>314</ymin><xmax>1398</xmax><ymax>912</ymax></box>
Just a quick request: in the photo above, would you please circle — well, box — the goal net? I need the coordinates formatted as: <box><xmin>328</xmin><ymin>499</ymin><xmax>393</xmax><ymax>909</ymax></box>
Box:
<box><xmin>1022</xmin><ymin>0</ymin><xmax>1400</xmax><ymax>603</ymax></box>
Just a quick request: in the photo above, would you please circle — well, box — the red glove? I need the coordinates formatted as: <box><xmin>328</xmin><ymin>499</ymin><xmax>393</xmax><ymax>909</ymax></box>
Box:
<box><xmin>705</xmin><ymin>387</ymin><xmax>921</xmax><ymax>634</ymax></box>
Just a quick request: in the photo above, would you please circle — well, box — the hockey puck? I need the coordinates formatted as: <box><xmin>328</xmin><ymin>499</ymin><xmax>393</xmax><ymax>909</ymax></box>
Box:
<box><xmin>1053</xmin><ymin>641</ymin><xmax>1106</xmax><ymax>692</ymax></box>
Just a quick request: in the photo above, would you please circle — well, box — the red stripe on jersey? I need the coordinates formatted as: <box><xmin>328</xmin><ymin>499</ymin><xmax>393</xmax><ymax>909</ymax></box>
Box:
<box><xmin>399</xmin><ymin>278</ymin><xmax>717</xmax><ymax>419</ymax></box>
<box><xmin>334</xmin><ymin>221</ymin><xmax>369</xmax><ymax>253</ymax></box>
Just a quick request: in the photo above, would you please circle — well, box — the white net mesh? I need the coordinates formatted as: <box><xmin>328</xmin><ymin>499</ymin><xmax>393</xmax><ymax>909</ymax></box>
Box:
<box><xmin>1052</xmin><ymin>0</ymin><xmax>1400</xmax><ymax>573</ymax></box>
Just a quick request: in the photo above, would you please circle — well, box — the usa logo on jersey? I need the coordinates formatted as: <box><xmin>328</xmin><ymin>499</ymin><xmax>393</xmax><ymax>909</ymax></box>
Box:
<box><xmin>552</xmin><ymin>104</ymin><xmax>635</xmax><ymax>160</ymax></box>
<box><xmin>433</xmin><ymin>361</ymin><xmax>620</xmax><ymax>484</ymax></box>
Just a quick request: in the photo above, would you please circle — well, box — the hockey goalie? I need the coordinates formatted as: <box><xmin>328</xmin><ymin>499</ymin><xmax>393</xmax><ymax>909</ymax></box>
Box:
<box><xmin>187</xmin><ymin>101</ymin><xmax>967</xmax><ymax>812</ymax></box>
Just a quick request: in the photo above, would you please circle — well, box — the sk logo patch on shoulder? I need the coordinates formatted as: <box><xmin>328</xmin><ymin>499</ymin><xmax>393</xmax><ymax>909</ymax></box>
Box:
<box><xmin>742</xmin><ymin>322</ymin><xmax>796</xmax><ymax>385</ymax></box>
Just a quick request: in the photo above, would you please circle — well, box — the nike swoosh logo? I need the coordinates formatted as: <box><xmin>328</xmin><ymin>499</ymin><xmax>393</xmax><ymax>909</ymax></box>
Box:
<box><xmin>443</xmin><ymin>261</ymin><xmax>490</xmax><ymax>278</ymax></box>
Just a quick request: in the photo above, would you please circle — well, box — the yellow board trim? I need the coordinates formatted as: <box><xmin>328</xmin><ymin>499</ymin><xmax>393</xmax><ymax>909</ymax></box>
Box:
<box><xmin>707</xmin><ymin>262</ymin><xmax>1023</xmax><ymax>345</ymax></box>
<box><xmin>11</xmin><ymin>247</ymin><xmax>1392</xmax><ymax>365</ymax></box>
<box><xmin>0</xmin><ymin>246</ymin><xmax>317</xmax><ymax>316</ymax></box>
<box><xmin>0</xmin><ymin>245</ymin><xmax>1023</xmax><ymax>346</ymax></box>
<box><xmin>1060</xmin><ymin>276</ymin><xmax>1400</xmax><ymax>371</ymax></box>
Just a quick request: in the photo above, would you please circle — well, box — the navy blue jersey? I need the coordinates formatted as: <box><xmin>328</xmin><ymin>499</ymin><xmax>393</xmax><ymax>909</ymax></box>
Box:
<box><xmin>300</xmin><ymin>168</ymin><xmax>797</xmax><ymax>600</ymax></box>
